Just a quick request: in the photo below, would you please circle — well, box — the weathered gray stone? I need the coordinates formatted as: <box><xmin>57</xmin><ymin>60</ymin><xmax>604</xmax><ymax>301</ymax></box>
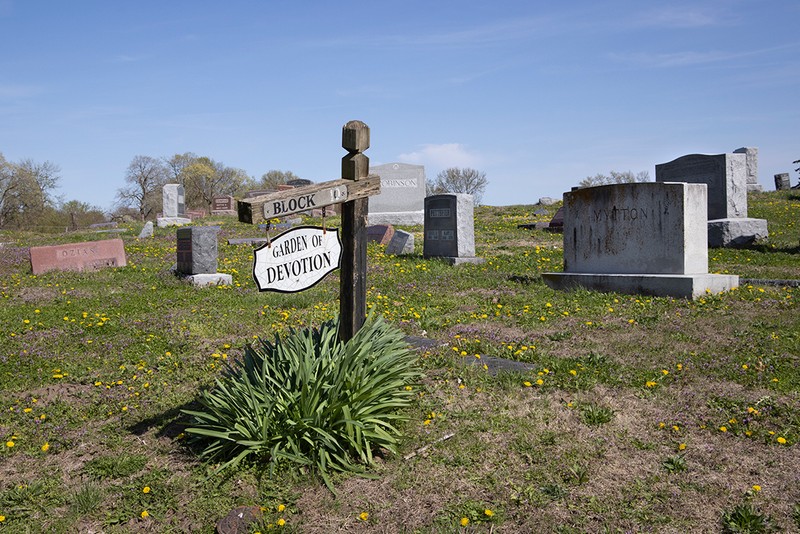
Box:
<box><xmin>184</xmin><ymin>273</ymin><xmax>232</xmax><ymax>287</ymax></box>
<box><xmin>176</xmin><ymin>226</ymin><xmax>219</xmax><ymax>275</ymax></box>
<box><xmin>656</xmin><ymin>153</ymin><xmax>747</xmax><ymax>219</ymax></box>
<box><xmin>708</xmin><ymin>218</ymin><xmax>768</xmax><ymax>247</ymax></box>
<box><xmin>156</xmin><ymin>216</ymin><xmax>191</xmax><ymax>228</ymax></box>
<box><xmin>137</xmin><ymin>221</ymin><xmax>153</xmax><ymax>239</ymax></box>
<box><xmin>368</xmin><ymin>163</ymin><xmax>426</xmax><ymax>225</ymax></box>
<box><xmin>423</xmin><ymin>194</ymin><xmax>484</xmax><ymax>265</ymax></box>
<box><xmin>162</xmin><ymin>184</ymin><xmax>185</xmax><ymax>217</ymax></box>
<box><xmin>538</xmin><ymin>197</ymin><xmax>559</xmax><ymax>206</ymax></box>
<box><xmin>386</xmin><ymin>230</ymin><xmax>415</xmax><ymax>255</ymax></box>
<box><xmin>542</xmin><ymin>182</ymin><xmax>738</xmax><ymax>299</ymax></box>
<box><xmin>734</xmin><ymin>147</ymin><xmax>762</xmax><ymax>192</ymax></box>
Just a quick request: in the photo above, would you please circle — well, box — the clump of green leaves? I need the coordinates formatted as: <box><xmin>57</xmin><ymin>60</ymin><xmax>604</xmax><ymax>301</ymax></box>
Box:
<box><xmin>721</xmin><ymin>502</ymin><xmax>775</xmax><ymax>533</ymax></box>
<box><xmin>184</xmin><ymin>314</ymin><xmax>420</xmax><ymax>488</ymax></box>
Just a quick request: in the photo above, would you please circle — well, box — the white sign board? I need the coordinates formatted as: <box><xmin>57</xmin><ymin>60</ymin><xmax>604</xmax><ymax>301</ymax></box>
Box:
<box><xmin>253</xmin><ymin>226</ymin><xmax>342</xmax><ymax>293</ymax></box>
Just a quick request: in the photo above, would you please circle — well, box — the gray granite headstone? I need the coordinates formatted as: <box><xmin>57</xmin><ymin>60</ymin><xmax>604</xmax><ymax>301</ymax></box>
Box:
<box><xmin>286</xmin><ymin>179</ymin><xmax>313</xmax><ymax>187</ymax></box>
<box><xmin>137</xmin><ymin>221</ymin><xmax>153</xmax><ymax>239</ymax></box>
<box><xmin>176</xmin><ymin>226</ymin><xmax>219</xmax><ymax>275</ymax></box>
<box><xmin>386</xmin><ymin>229</ymin><xmax>415</xmax><ymax>255</ymax></box>
<box><xmin>775</xmin><ymin>173</ymin><xmax>791</xmax><ymax>191</ymax></box>
<box><xmin>368</xmin><ymin>163</ymin><xmax>426</xmax><ymax>225</ymax></box>
<box><xmin>734</xmin><ymin>147</ymin><xmax>762</xmax><ymax>192</ymax></box>
<box><xmin>655</xmin><ymin>153</ymin><xmax>747</xmax><ymax>220</ymax></box>
<box><xmin>423</xmin><ymin>194</ymin><xmax>483</xmax><ymax>265</ymax></box>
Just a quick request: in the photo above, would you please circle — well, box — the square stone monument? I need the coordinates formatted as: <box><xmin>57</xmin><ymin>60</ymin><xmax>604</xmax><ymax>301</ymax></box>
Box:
<box><xmin>175</xmin><ymin>226</ymin><xmax>232</xmax><ymax>286</ymax></box>
<box><xmin>655</xmin><ymin>153</ymin><xmax>768</xmax><ymax>247</ymax></box>
<box><xmin>423</xmin><ymin>194</ymin><xmax>484</xmax><ymax>265</ymax></box>
<box><xmin>157</xmin><ymin>184</ymin><xmax>192</xmax><ymax>227</ymax></box>
<box><xmin>211</xmin><ymin>195</ymin><xmax>237</xmax><ymax>216</ymax></box>
<box><xmin>368</xmin><ymin>163</ymin><xmax>426</xmax><ymax>225</ymax></box>
<box><xmin>774</xmin><ymin>173</ymin><xmax>791</xmax><ymax>191</ymax></box>
<box><xmin>542</xmin><ymin>182</ymin><xmax>738</xmax><ymax>299</ymax></box>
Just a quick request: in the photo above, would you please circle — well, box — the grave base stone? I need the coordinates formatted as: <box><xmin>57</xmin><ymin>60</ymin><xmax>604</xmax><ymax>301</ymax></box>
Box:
<box><xmin>708</xmin><ymin>218</ymin><xmax>768</xmax><ymax>248</ymax></box>
<box><xmin>156</xmin><ymin>216</ymin><xmax>192</xmax><ymax>228</ymax></box>
<box><xmin>386</xmin><ymin>230</ymin><xmax>415</xmax><ymax>255</ymax></box>
<box><xmin>542</xmin><ymin>273</ymin><xmax>739</xmax><ymax>300</ymax></box>
<box><xmin>182</xmin><ymin>273</ymin><xmax>233</xmax><ymax>287</ymax></box>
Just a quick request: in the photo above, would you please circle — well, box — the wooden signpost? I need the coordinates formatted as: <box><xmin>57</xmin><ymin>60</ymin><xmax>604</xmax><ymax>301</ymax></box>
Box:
<box><xmin>239</xmin><ymin>120</ymin><xmax>379</xmax><ymax>342</ymax></box>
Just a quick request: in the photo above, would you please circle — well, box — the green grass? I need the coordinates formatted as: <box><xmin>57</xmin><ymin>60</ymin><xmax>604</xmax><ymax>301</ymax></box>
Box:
<box><xmin>0</xmin><ymin>190</ymin><xmax>798</xmax><ymax>531</ymax></box>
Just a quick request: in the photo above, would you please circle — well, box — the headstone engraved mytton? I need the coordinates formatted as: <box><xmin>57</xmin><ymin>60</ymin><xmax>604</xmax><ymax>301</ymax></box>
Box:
<box><xmin>157</xmin><ymin>184</ymin><xmax>192</xmax><ymax>227</ymax></box>
<box><xmin>542</xmin><ymin>182</ymin><xmax>738</xmax><ymax>299</ymax></box>
<box><xmin>423</xmin><ymin>194</ymin><xmax>484</xmax><ymax>265</ymax></box>
<box><xmin>655</xmin><ymin>153</ymin><xmax>768</xmax><ymax>247</ymax></box>
<box><xmin>30</xmin><ymin>239</ymin><xmax>127</xmax><ymax>275</ymax></box>
<box><xmin>774</xmin><ymin>173</ymin><xmax>791</xmax><ymax>191</ymax></box>
<box><xmin>175</xmin><ymin>226</ymin><xmax>231</xmax><ymax>286</ymax></box>
<box><xmin>386</xmin><ymin>229</ymin><xmax>415</xmax><ymax>255</ymax></box>
<box><xmin>734</xmin><ymin>147</ymin><xmax>762</xmax><ymax>192</ymax></box>
<box><xmin>368</xmin><ymin>162</ymin><xmax>426</xmax><ymax>225</ymax></box>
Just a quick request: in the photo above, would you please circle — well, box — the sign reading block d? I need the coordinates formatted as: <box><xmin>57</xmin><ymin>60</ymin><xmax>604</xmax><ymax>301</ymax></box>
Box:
<box><xmin>253</xmin><ymin>226</ymin><xmax>342</xmax><ymax>293</ymax></box>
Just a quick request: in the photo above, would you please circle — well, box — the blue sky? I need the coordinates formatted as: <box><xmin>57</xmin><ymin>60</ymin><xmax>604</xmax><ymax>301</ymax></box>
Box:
<box><xmin>1</xmin><ymin>1</ymin><xmax>798</xmax><ymax>211</ymax></box>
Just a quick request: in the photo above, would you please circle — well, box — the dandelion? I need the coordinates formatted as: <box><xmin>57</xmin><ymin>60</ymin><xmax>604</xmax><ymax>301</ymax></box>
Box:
<box><xmin>277</xmin><ymin>504</ymin><xmax>286</xmax><ymax>512</ymax></box>
<box><xmin>5</xmin><ymin>441</ymin><xmax>14</xmax><ymax>448</ymax></box>
<box><xmin>142</xmin><ymin>486</ymin><xmax>150</xmax><ymax>494</ymax></box>
<box><xmin>678</xmin><ymin>443</ymin><xmax>686</xmax><ymax>451</ymax></box>
<box><xmin>676</xmin><ymin>363</ymin><xmax>683</xmax><ymax>371</ymax></box>
<box><xmin>752</xmin><ymin>485</ymin><xmax>761</xmax><ymax>492</ymax></box>
<box><xmin>661</xmin><ymin>369</ymin><xmax>669</xmax><ymax>376</ymax></box>
<box><xmin>140</xmin><ymin>510</ymin><xmax>149</xmax><ymax>519</ymax></box>
<box><xmin>277</xmin><ymin>518</ymin><xmax>286</xmax><ymax>526</ymax></box>
<box><xmin>359</xmin><ymin>512</ymin><xmax>369</xmax><ymax>521</ymax></box>
<box><xmin>0</xmin><ymin>515</ymin><xmax>5</xmax><ymax>522</ymax></box>
<box><xmin>569</xmin><ymin>369</ymin><xmax>577</xmax><ymax>376</ymax></box>
<box><xmin>719</xmin><ymin>426</ymin><xmax>728</xmax><ymax>433</ymax></box>
<box><xmin>536</xmin><ymin>379</ymin><xmax>544</xmax><ymax>386</ymax></box>
<box><xmin>777</xmin><ymin>437</ymin><xmax>787</xmax><ymax>444</ymax></box>
<box><xmin>484</xmin><ymin>509</ymin><xmax>495</xmax><ymax>517</ymax></box>
<box><xmin>523</xmin><ymin>381</ymin><xmax>532</xmax><ymax>387</ymax></box>
<box><xmin>41</xmin><ymin>443</ymin><xmax>49</xmax><ymax>452</ymax></box>
<box><xmin>646</xmin><ymin>381</ymin><xmax>657</xmax><ymax>388</ymax></box>
<box><xmin>460</xmin><ymin>517</ymin><xmax>469</xmax><ymax>526</ymax></box>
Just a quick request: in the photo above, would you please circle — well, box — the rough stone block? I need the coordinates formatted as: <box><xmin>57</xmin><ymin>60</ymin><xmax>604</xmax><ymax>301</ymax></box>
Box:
<box><xmin>708</xmin><ymin>218</ymin><xmax>768</xmax><ymax>248</ymax></box>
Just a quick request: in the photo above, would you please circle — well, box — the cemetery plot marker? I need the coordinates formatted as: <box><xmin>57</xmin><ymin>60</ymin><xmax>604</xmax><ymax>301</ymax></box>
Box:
<box><xmin>239</xmin><ymin>120</ymin><xmax>380</xmax><ymax>341</ymax></box>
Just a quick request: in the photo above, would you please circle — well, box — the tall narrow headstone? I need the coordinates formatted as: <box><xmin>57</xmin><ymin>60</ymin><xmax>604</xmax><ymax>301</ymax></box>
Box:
<box><xmin>368</xmin><ymin>163</ymin><xmax>426</xmax><ymax>225</ymax></box>
<box><xmin>423</xmin><ymin>194</ymin><xmax>484</xmax><ymax>265</ymax></box>
<box><xmin>734</xmin><ymin>147</ymin><xmax>762</xmax><ymax>192</ymax></box>
<box><xmin>542</xmin><ymin>182</ymin><xmax>738</xmax><ymax>299</ymax></box>
<box><xmin>157</xmin><ymin>184</ymin><xmax>192</xmax><ymax>227</ymax></box>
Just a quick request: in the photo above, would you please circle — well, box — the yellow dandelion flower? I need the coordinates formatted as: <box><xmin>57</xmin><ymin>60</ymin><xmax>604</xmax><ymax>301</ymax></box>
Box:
<box><xmin>523</xmin><ymin>381</ymin><xmax>532</xmax><ymax>387</ymax></box>
<box><xmin>142</xmin><ymin>486</ymin><xmax>150</xmax><ymax>494</ymax></box>
<box><xmin>359</xmin><ymin>512</ymin><xmax>369</xmax><ymax>521</ymax></box>
<box><xmin>719</xmin><ymin>426</ymin><xmax>728</xmax><ymax>433</ymax></box>
<box><xmin>41</xmin><ymin>442</ymin><xmax>49</xmax><ymax>452</ymax></box>
<box><xmin>484</xmin><ymin>509</ymin><xmax>494</xmax><ymax>517</ymax></box>
<box><xmin>645</xmin><ymin>381</ymin><xmax>657</xmax><ymax>388</ymax></box>
<box><xmin>569</xmin><ymin>369</ymin><xmax>577</xmax><ymax>376</ymax></box>
<box><xmin>5</xmin><ymin>441</ymin><xmax>14</xmax><ymax>448</ymax></box>
<box><xmin>140</xmin><ymin>510</ymin><xmax>149</xmax><ymax>519</ymax></box>
<box><xmin>277</xmin><ymin>518</ymin><xmax>286</xmax><ymax>526</ymax></box>
<box><xmin>777</xmin><ymin>437</ymin><xmax>787</xmax><ymax>444</ymax></box>
<box><xmin>752</xmin><ymin>485</ymin><xmax>761</xmax><ymax>492</ymax></box>
<box><xmin>0</xmin><ymin>515</ymin><xmax>5</xmax><ymax>522</ymax></box>
<box><xmin>277</xmin><ymin>504</ymin><xmax>286</xmax><ymax>512</ymax></box>
<box><xmin>678</xmin><ymin>443</ymin><xmax>686</xmax><ymax>451</ymax></box>
<box><xmin>536</xmin><ymin>379</ymin><xmax>544</xmax><ymax>386</ymax></box>
<box><xmin>460</xmin><ymin>517</ymin><xmax>469</xmax><ymax>527</ymax></box>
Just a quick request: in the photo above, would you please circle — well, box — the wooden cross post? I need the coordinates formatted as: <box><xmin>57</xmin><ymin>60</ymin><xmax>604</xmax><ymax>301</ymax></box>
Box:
<box><xmin>339</xmin><ymin>120</ymin><xmax>370</xmax><ymax>342</ymax></box>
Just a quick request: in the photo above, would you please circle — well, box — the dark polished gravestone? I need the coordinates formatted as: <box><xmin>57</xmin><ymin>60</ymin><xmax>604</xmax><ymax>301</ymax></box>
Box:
<box><xmin>423</xmin><ymin>194</ymin><xmax>484</xmax><ymax>265</ymax></box>
<box><xmin>774</xmin><ymin>173</ymin><xmax>791</xmax><ymax>191</ymax></box>
<box><xmin>211</xmin><ymin>195</ymin><xmax>237</xmax><ymax>215</ymax></box>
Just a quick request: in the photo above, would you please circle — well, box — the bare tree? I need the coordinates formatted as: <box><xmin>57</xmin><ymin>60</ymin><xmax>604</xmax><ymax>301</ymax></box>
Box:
<box><xmin>260</xmin><ymin>170</ymin><xmax>300</xmax><ymax>189</ymax></box>
<box><xmin>579</xmin><ymin>170</ymin><xmax>650</xmax><ymax>188</ymax></box>
<box><xmin>0</xmin><ymin>154</ymin><xmax>61</xmax><ymax>229</ymax></box>
<box><xmin>115</xmin><ymin>155</ymin><xmax>167</xmax><ymax>221</ymax></box>
<box><xmin>164</xmin><ymin>152</ymin><xmax>198</xmax><ymax>185</ymax></box>
<box><xmin>427</xmin><ymin>167</ymin><xmax>488</xmax><ymax>205</ymax></box>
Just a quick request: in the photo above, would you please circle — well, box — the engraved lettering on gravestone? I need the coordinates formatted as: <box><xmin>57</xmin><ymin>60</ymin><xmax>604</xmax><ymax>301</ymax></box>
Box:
<box><xmin>441</xmin><ymin>230</ymin><xmax>454</xmax><ymax>240</ymax></box>
<box><xmin>593</xmin><ymin>207</ymin><xmax>649</xmax><ymax>222</ymax></box>
<box><xmin>384</xmin><ymin>179</ymin><xmax>417</xmax><ymax>188</ymax></box>
<box><xmin>429</xmin><ymin>208</ymin><xmax>451</xmax><ymax>218</ymax></box>
<box><xmin>427</xmin><ymin>230</ymin><xmax>439</xmax><ymax>240</ymax></box>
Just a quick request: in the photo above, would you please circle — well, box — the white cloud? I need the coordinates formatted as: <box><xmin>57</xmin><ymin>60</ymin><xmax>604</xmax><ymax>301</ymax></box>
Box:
<box><xmin>397</xmin><ymin>143</ymin><xmax>481</xmax><ymax>169</ymax></box>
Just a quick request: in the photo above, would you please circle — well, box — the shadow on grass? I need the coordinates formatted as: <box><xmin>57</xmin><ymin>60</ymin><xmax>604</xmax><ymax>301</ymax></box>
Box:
<box><xmin>128</xmin><ymin>399</ymin><xmax>200</xmax><ymax>441</ymax></box>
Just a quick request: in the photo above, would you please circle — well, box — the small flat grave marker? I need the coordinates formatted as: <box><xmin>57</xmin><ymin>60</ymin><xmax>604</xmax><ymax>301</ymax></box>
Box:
<box><xmin>30</xmin><ymin>239</ymin><xmax>127</xmax><ymax>275</ymax></box>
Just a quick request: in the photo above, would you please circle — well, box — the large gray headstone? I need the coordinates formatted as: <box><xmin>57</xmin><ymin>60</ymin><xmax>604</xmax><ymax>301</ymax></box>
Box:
<box><xmin>542</xmin><ymin>182</ymin><xmax>738</xmax><ymax>299</ymax></box>
<box><xmin>423</xmin><ymin>194</ymin><xmax>483</xmax><ymax>265</ymax></box>
<box><xmin>655</xmin><ymin>153</ymin><xmax>747</xmax><ymax>220</ymax></box>
<box><xmin>163</xmin><ymin>184</ymin><xmax>185</xmax><ymax>218</ymax></box>
<box><xmin>368</xmin><ymin>163</ymin><xmax>426</xmax><ymax>225</ymax></box>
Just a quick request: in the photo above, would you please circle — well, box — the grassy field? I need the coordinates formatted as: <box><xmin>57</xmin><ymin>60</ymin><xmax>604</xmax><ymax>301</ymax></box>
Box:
<box><xmin>0</xmin><ymin>190</ymin><xmax>798</xmax><ymax>533</ymax></box>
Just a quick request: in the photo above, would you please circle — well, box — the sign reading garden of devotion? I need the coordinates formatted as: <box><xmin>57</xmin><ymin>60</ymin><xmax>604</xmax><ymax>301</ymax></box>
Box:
<box><xmin>253</xmin><ymin>226</ymin><xmax>343</xmax><ymax>293</ymax></box>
